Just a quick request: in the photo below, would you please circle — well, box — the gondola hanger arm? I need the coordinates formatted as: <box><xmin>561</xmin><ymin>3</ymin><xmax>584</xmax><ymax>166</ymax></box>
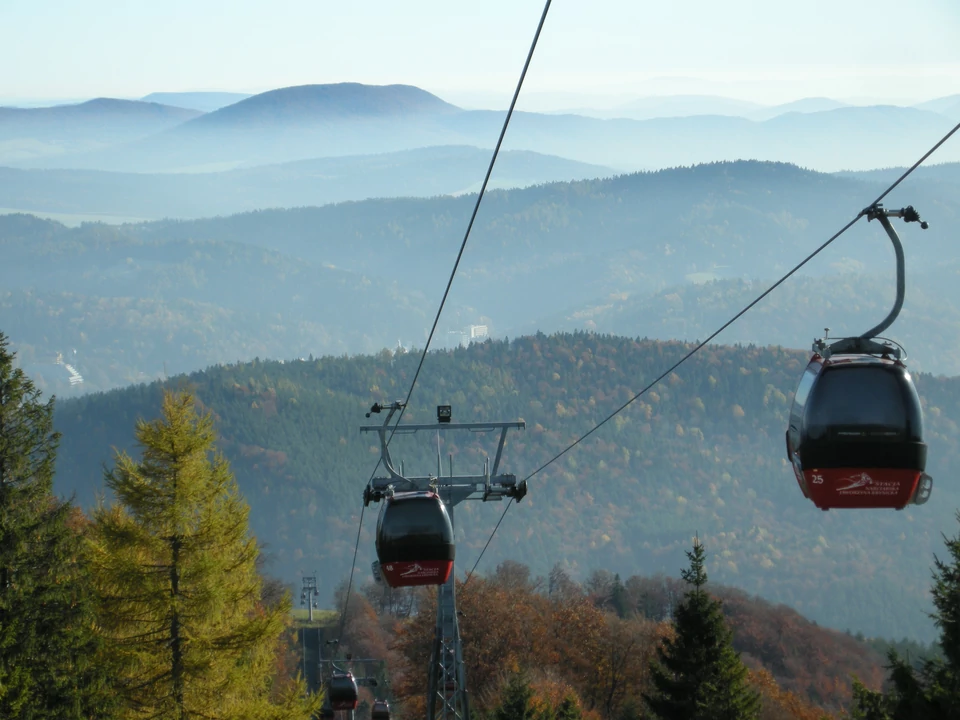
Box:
<box><xmin>819</xmin><ymin>203</ymin><xmax>927</xmax><ymax>357</ymax></box>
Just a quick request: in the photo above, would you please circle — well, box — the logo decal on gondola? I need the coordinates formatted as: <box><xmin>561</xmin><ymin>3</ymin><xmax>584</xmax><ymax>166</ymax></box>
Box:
<box><xmin>400</xmin><ymin>563</ymin><xmax>440</xmax><ymax>578</ymax></box>
<box><xmin>836</xmin><ymin>472</ymin><xmax>898</xmax><ymax>496</ymax></box>
<box><xmin>837</xmin><ymin>472</ymin><xmax>873</xmax><ymax>491</ymax></box>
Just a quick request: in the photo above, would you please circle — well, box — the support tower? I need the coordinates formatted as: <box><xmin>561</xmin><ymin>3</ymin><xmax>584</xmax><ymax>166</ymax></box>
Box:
<box><xmin>361</xmin><ymin>402</ymin><xmax>526</xmax><ymax>720</ymax></box>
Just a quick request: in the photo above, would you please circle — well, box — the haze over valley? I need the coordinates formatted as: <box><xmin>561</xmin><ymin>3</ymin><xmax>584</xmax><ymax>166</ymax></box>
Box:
<box><xmin>4</xmin><ymin>3</ymin><xmax>960</xmax><ymax>715</ymax></box>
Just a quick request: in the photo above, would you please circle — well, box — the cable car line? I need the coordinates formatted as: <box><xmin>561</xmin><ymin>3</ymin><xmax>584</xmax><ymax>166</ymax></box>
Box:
<box><xmin>464</xmin><ymin>498</ymin><xmax>514</xmax><ymax>586</ymax></box>
<box><xmin>336</xmin><ymin>0</ymin><xmax>553</xmax><ymax>640</ymax></box>
<box><xmin>521</xmin><ymin>117</ymin><xmax>960</xmax><ymax>486</ymax></box>
<box><xmin>521</xmin><ymin>218</ymin><xmax>864</xmax><ymax>483</ymax></box>
<box><xmin>462</xmin><ymin>116</ymin><xmax>960</xmax><ymax>577</ymax></box>
<box><xmin>871</xmin><ymin>120</ymin><xmax>960</xmax><ymax>207</ymax></box>
<box><xmin>376</xmin><ymin>0</ymin><xmax>553</xmax><ymax>443</ymax></box>
<box><xmin>335</xmin><ymin>503</ymin><xmax>366</xmax><ymax>641</ymax></box>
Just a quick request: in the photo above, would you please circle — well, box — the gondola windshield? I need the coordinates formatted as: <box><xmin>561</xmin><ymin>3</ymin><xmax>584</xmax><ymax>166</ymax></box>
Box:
<box><xmin>378</xmin><ymin>495</ymin><xmax>453</xmax><ymax>552</ymax></box>
<box><xmin>805</xmin><ymin>365</ymin><xmax>918</xmax><ymax>440</ymax></box>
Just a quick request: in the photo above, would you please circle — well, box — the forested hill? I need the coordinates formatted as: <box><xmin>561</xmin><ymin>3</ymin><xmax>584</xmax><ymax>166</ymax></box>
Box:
<box><xmin>7</xmin><ymin>160</ymin><xmax>960</xmax><ymax>399</ymax></box>
<box><xmin>53</xmin><ymin>333</ymin><xmax>960</xmax><ymax>642</ymax></box>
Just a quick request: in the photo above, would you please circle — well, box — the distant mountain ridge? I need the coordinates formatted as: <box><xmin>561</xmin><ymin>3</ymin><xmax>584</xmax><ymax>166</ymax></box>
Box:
<box><xmin>7</xmin><ymin>83</ymin><xmax>960</xmax><ymax>172</ymax></box>
<box><xmin>0</xmin><ymin>146</ymin><xmax>614</xmax><ymax>220</ymax></box>
<box><xmin>8</xmin><ymin>159</ymin><xmax>960</xmax><ymax>398</ymax></box>
<box><xmin>15</xmin><ymin>88</ymin><xmax>958</xmax><ymax>173</ymax></box>
<box><xmin>0</xmin><ymin>97</ymin><xmax>201</xmax><ymax>126</ymax></box>
<box><xmin>0</xmin><ymin>98</ymin><xmax>203</xmax><ymax>164</ymax></box>
<box><xmin>185</xmin><ymin>82</ymin><xmax>460</xmax><ymax>128</ymax></box>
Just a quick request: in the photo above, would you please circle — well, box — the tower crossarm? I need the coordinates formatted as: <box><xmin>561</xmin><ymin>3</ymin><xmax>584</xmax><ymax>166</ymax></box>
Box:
<box><xmin>361</xmin><ymin>406</ymin><xmax>526</xmax><ymax>509</ymax></box>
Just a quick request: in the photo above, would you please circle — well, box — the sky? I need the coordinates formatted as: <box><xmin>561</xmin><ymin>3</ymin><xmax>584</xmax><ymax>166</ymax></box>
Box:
<box><xmin>3</xmin><ymin>0</ymin><xmax>960</xmax><ymax>109</ymax></box>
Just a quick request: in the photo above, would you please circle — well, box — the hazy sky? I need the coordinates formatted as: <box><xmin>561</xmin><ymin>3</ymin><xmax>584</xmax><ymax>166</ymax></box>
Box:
<box><xmin>3</xmin><ymin>0</ymin><xmax>959</xmax><ymax>108</ymax></box>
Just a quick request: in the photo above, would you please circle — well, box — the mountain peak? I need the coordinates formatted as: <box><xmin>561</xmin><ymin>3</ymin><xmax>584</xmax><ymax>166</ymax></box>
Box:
<box><xmin>189</xmin><ymin>83</ymin><xmax>460</xmax><ymax>128</ymax></box>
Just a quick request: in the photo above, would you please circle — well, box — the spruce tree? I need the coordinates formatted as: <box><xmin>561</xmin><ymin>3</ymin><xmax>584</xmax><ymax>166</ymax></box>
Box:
<box><xmin>0</xmin><ymin>332</ymin><xmax>117</xmax><ymax>718</ymax></box>
<box><xmin>555</xmin><ymin>694</ymin><xmax>583</xmax><ymax>720</ymax></box>
<box><xmin>495</xmin><ymin>672</ymin><xmax>534</xmax><ymax>720</ymax></box>
<box><xmin>643</xmin><ymin>538</ymin><xmax>760</xmax><ymax>720</ymax></box>
<box><xmin>89</xmin><ymin>389</ymin><xmax>318</xmax><ymax>719</ymax></box>
<box><xmin>851</xmin><ymin>510</ymin><xmax>960</xmax><ymax>719</ymax></box>
<box><xmin>848</xmin><ymin>680</ymin><xmax>892</xmax><ymax>720</ymax></box>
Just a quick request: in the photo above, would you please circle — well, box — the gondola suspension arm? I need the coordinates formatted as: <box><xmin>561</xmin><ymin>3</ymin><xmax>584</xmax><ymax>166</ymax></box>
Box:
<box><xmin>816</xmin><ymin>204</ymin><xmax>927</xmax><ymax>359</ymax></box>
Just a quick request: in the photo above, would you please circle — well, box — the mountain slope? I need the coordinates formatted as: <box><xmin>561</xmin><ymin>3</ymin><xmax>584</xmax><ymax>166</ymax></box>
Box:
<box><xmin>747</xmin><ymin>97</ymin><xmax>849</xmax><ymax>121</ymax></box>
<box><xmin>0</xmin><ymin>213</ymin><xmax>432</xmax><ymax>395</ymax></box>
<box><xmin>511</xmin><ymin>268</ymin><xmax>960</xmax><ymax>376</ymax></box>
<box><xmin>838</xmin><ymin>161</ymin><xmax>960</xmax><ymax>187</ymax></box>
<box><xmin>140</xmin><ymin>91</ymin><xmax>249</xmax><ymax>112</ymax></box>
<box><xmin>7</xmin><ymin>160</ymin><xmax>960</xmax><ymax>393</ymax></box>
<box><xmin>0</xmin><ymin>146</ymin><xmax>614</xmax><ymax>220</ymax></box>
<box><xmin>129</xmin><ymin>161</ymin><xmax>960</xmax><ymax>350</ymax></box>
<box><xmin>0</xmin><ymin>99</ymin><xmax>202</xmax><ymax>164</ymax></box>
<box><xmin>51</xmin><ymin>334</ymin><xmax>960</xmax><ymax>643</ymax></box>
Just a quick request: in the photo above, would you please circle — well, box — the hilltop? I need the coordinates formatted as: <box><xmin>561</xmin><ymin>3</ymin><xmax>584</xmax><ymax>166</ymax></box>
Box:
<box><xmin>0</xmin><ymin>98</ymin><xmax>202</xmax><ymax>164</ymax></box>
<box><xmin>0</xmin><ymin>97</ymin><xmax>201</xmax><ymax>124</ymax></box>
<box><xmin>185</xmin><ymin>83</ymin><xmax>459</xmax><ymax>127</ymax></box>
<box><xmin>51</xmin><ymin>333</ymin><xmax>960</xmax><ymax>642</ymax></box>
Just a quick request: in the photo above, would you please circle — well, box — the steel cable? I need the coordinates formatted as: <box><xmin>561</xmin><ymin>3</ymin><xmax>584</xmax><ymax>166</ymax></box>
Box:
<box><xmin>337</xmin><ymin>0</ymin><xmax>554</xmax><ymax>636</ymax></box>
<box><xmin>463</xmin><ymin>116</ymin><xmax>960</xmax><ymax>579</ymax></box>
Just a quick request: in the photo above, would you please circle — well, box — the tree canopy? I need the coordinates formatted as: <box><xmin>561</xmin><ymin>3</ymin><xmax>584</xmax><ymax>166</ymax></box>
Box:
<box><xmin>88</xmin><ymin>389</ymin><xmax>318</xmax><ymax>719</ymax></box>
<box><xmin>644</xmin><ymin>538</ymin><xmax>761</xmax><ymax>720</ymax></box>
<box><xmin>0</xmin><ymin>331</ymin><xmax>116</xmax><ymax>718</ymax></box>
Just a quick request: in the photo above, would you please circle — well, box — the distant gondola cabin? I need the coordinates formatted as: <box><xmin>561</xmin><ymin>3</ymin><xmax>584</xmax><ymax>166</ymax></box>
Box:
<box><xmin>372</xmin><ymin>700</ymin><xmax>391</xmax><ymax>720</ymax></box>
<box><xmin>328</xmin><ymin>672</ymin><xmax>359</xmax><ymax>711</ymax></box>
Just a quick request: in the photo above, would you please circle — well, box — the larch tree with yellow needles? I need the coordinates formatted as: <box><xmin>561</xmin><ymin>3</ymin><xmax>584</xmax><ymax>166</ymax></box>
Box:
<box><xmin>89</xmin><ymin>389</ymin><xmax>319</xmax><ymax>720</ymax></box>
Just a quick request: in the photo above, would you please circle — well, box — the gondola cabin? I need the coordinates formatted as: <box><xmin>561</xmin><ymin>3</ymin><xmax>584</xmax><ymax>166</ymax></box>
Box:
<box><xmin>376</xmin><ymin>491</ymin><xmax>455</xmax><ymax>587</ymax></box>
<box><xmin>328</xmin><ymin>672</ymin><xmax>359</xmax><ymax>711</ymax></box>
<box><xmin>372</xmin><ymin>700</ymin><xmax>391</xmax><ymax>720</ymax></box>
<box><xmin>786</xmin><ymin>353</ymin><xmax>930</xmax><ymax>510</ymax></box>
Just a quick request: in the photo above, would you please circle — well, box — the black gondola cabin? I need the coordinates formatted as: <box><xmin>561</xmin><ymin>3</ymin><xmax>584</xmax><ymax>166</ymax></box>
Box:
<box><xmin>376</xmin><ymin>491</ymin><xmax>455</xmax><ymax>587</ymax></box>
<box><xmin>786</xmin><ymin>353</ymin><xmax>929</xmax><ymax>510</ymax></box>
<box><xmin>328</xmin><ymin>672</ymin><xmax>359</xmax><ymax>711</ymax></box>
<box><xmin>372</xmin><ymin>700</ymin><xmax>391</xmax><ymax>720</ymax></box>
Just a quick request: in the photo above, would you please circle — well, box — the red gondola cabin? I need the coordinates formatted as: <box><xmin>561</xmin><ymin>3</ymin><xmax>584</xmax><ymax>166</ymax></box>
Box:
<box><xmin>371</xmin><ymin>700</ymin><xmax>391</xmax><ymax>720</ymax></box>
<box><xmin>786</xmin><ymin>353</ymin><xmax>931</xmax><ymax>510</ymax></box>
<box><xmin>328</xmin><ymin>672</ymin><xmax>359</xmax><ymax>711</ymax></box>
<box><xmin>375</xmin><ymin>491</ymin><xmax>455</xmax><ymax>587</ymax></box>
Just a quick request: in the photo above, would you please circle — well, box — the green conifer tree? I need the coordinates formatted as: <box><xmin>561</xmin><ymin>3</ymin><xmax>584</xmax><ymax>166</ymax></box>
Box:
<box><xmin>851</xmin><ymin>510</ymin><xmax>960</xmax><ymax>719</ymax></box>
<box><xmin>495</xmin><ymin>673</ymin><xmax>534</xmax><ymax>720</ymax></box>
<box><xmin>643</xmin><ymin>538</ymin><xmax>760</xmax><ymax>720</ymax></box>
<box><xmin>0</xmin><ymin>332</ymin><xmax>117</xmax><ymax>718</ymax></box>
<box><xmin>847</xmin><ymin>680</ymin><xmax>892</xmax><ymax>720</ymax></box>
<box><xmin>89</xmin><ymin>390</ymin><xmax>318</xmax><ymax>720</ymax></box>
<box><xmin>555</xmin><ymin>694</ymin><xmax>583</xmax><ymax>720</ymax></box>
